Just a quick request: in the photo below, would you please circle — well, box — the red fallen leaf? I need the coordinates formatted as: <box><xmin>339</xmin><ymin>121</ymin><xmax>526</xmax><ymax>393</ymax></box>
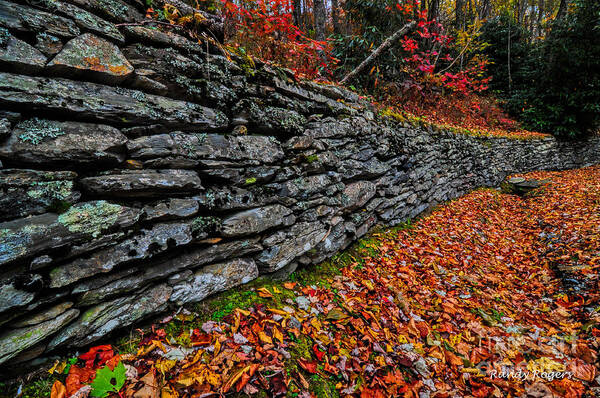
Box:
<box><xmin>190</xmin><ymin>329</ymin><xmax>212</xmax><ymax>345</ymax></box>
<box><xmin>297</xmin><ymin>358</ymin><xmax>318</xmax><ymax>374</ymax></box>
<box><xmin>78</xmin><ymin>345</ymin><xmax>114</xmax><ymax>369</ymax></box>
<box><xmin>65</xmin><ymin>365</ymin><xmax>96</xmax><ymax>396</ymax></box>
<box><xmin>312</xmin><ymin>344</ymin><xmax>325</xmax><ymax>361</ymax></box>
<box><xmin>236</xmin><ymin>371</ymin><xmax>252</xmax><ymax>392</ymax></box>
<box><xmin>323</xmin><ymin>362</ymin><xmax>339</xmax><ymax>375</ymax></box>
<box><xmin>567</xmin><ymin>359</ymin><xmax>596</xmax><ymax>382</ymax></box>
<box><xmin>269</xmin><ymin>372</ymin><xmax>287</xmax><ymax>396</ymax></box>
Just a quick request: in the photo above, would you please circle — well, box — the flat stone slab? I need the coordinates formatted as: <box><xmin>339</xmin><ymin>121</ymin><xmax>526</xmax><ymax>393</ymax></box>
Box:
<box><xmin>170</xmin><ymin>258</ymin><xmax>259</xmax><ymax>304</ymax></box>
<box><xmin>0</xmin><ymin>119</ymin><xmax>127</xmax><ymax>166</ymax></box>
<box><xmin>143</xmin><ymin>198</ymin><xmax>199</xmax><ymax>222</ymax></box>
<box><xmin>46</xmin><ymin>0</ymin><xmax>125</xmax><ymax>43</ymax></box>
<box><xmin>80</xmin><ymin>170</ymin><xmax>203</xmax><ymax>198</ymax></box>
<box><xmin>0</xmin><ymin>201</ymin><xmax>141</xmax><ymax>267</ymax></box>
<box><xmin>121</xmin><ymin>26</ymin><xmax>204</xmax><ymax>54</ymax></box>
<box><xmin>49</xmin><ymin>222</ymin><xmax>195</xmax><ymax>288</ymax></box>
<box><xmin>0</xmin><ymin>72</ymin><xmax>229</xmax><ymax>130</ymax></box>
<box><xmin>48</xmin><ymin>33</ymin><xmax>133</xmax><ymax>84</ymax></box>
<box><xmin>0</xmin><ymin>169</ymin><xmax>80</xmax><ymax>221</ymax></box>
<box><xmin>0</xmin><ymin>0</ymin><xmax>80</xmax><ymax>38</ymax></box>
<box><xmin>258</xmin><ymin>222</ymin><xmax>328</xmax><ymax>272</ymax></box>
<box><xmin>63</xmin><ymin>0</ymin><xmax>143</xmax><ymax>23</ymax></box>
<box><xmin>221</xmin><ymin>204</ymin><xmax>295</xmax><ymax>237</ymax></box>
<box><xmin>0</xmin><ymin>282</ymin><xmax>35</xmax><ymax>313</ymax></box>
<box><xmin>0</xmin><ymin>27</ymin><xmax>46</xmax><ymax>73</ymax></box>
<box><xmin>47</xmin><ymin>284</ymin><xmax>171</xmax><ymax>350</ymax></box>
<box><xmin>127</xmin><ymin>133</ymin><xmax>284</xmax><ymax>166</ymax></box>
<box><xmin>0</xmin><ymin>308</ymin><xmax>79</xmax><ymax>365</ymax></box>
<box><xmin>11</xmin><ymin>302</ymin><xmax>73</xmax><ymax>327</ymax></box>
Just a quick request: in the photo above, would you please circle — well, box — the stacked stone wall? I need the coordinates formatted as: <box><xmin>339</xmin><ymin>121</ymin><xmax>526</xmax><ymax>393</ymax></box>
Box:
<box><xmin>0</xmin><ymin>0</ymin><xmax>598</xmax><ymax>368</ymax></box>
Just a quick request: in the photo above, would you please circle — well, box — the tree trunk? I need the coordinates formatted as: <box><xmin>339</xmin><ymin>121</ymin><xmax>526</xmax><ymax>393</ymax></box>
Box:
<box><xmin>292</xmin><ymin>0</ymin><xmax>303</xmax><ymax>29</ymax></box>
<box><xmin>456</xmin><ymin>0</ymin><xmax>465</xmax><ymax>29</ymax></box>
<box><xmin>313</xmin><ymin>0</ymin><xmax>327</xmax><ymax>41</ymax></box>
<box><xmin>428</xmin><ymin>0</ymin><xmax>440</xmax><ymax>22</ymax></box>
<box><xmin>331</xmin><ymin>0</ymin><xmax>342</xmax><ymax>34</ymax></box>
<box><xmin>340</xmin><ymin>21</ymin><xmax>417</xmax><ymax>84</ymax></box>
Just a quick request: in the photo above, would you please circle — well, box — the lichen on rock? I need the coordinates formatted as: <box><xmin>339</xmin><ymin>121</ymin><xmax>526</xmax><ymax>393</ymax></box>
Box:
<box><xmin>57</xmin><ymin>201</ymin><xmax>123</xmax><ymax>238</ymax></box>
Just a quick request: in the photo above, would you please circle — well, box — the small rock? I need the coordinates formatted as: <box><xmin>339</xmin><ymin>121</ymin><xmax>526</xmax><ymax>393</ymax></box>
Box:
<box><xmin>0</xmin><ymin>27</ymin><xmax>46</xmax><ymax>73</ymax></box>
<box><xmin>48</xmin><ymin>33</ymin><xmax>133</xmax><ymax>84</ymax></box>
<box><xmin>0</xmin><ymin>308</ymin><xmax>79</xmax><ymax>365</ymax></box>
<box><xmin>80</xmin><ymin>170</ymin><xmax>203</xmax><ymax>198</ymax></box>
<box><xmin>222</xmin><ymin>205</ymin><xmax>294</xmax><ymax>237</ymax></box>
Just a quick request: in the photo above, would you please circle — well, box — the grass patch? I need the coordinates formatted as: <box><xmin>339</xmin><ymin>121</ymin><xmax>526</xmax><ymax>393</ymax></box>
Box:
<box><xmin>0</xmin><ymin>376</ymin><xmax>53</xmax><ymax>398</ymax></box>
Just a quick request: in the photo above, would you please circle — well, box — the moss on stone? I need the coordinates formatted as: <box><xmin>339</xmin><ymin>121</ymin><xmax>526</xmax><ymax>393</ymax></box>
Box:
<box><xmin>190</xmin><ymin>216</ymin><xmax>221</xmax><ymax>235</ymax></box>
<box><xmin>17</xmin><ymin>118</ymin><xmax>65</xmax><ymax>145</ymax></box>
<box><xmin>57</xmin><ymin>201</ymin><xmax>122</xmax><ymax>238</ymax></box>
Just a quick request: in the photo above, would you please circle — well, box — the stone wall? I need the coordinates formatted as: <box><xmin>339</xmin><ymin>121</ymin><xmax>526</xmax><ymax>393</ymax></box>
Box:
<box><xmin>0</xmin><ymin>0</ymin><xmax>598</xmax><ymax>369</ymax></box>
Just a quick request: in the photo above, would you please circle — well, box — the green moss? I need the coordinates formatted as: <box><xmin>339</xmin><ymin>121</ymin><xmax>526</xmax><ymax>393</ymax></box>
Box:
<box><xmin>190</xmin><ymin>216</ymin><xmax>221</xmax><ymax>235</ymax></box>
<box><xmin>305</xmin><ymin>154</ymin><xmax>319</xmax><ymax>163</ymax></box>
<box><xmin>57</xmin><ymin>201</ymin><xmax>123</xmax><ymax>238</ymax></box>
<box><xmin>17</xmin><ymin>118</ymin><xmax>65</xmax><ymax>145</ymax></box>
<box><xmin>0</xmin><ymin>377</ymin><xmax>53</xmax><ymax>398</ymax></box>
<box><xmin>245</xmin><ymin>177</ymin><xmax>257</xmax><ymax>185</ymax></box>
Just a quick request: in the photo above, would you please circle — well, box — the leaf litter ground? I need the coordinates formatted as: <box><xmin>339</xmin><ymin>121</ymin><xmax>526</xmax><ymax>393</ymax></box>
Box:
<box><xmin>44</xmin><ymin>166</ymin><xmax>600</xmax><ymax>398</ymax></box>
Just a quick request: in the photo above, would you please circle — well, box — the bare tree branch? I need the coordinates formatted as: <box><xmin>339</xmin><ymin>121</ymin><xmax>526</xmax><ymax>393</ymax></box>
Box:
<box><xmin>340</xmin><ymin>21</ymin><xmax>416</xmax><ymax>85</ymax></box>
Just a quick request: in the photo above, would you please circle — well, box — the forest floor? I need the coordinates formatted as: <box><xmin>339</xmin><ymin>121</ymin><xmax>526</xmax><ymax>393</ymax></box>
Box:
<box><xmin>8</xmin><ymin>166</ymin><xmax>600</xmax><ymax>398</ymax></box>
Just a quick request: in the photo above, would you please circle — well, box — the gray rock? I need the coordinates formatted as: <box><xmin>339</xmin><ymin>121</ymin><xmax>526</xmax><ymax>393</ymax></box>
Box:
<box><xmin>143</xmin><ymin>198</ymin><xmax>199</xmax><ymax>222</ymax></box>
<box><xmin>34</xmin><ymin>32</ymin><xmax>63</xmax><ymax>57</ymax></box>
<box><xmin>0</xmin><ymin>27</ymin><xmax>46</xmax><ymax>73</ymax></box>
<box><xmin>0</xmin><ymin>73</ymin><xmax>228</xmax><ymax>130</ymax></box>
<box><xmin>49</xmin><ymin>221</ymin><xmax>194</xmax><ymax>288</ymax></box>
<box><xmin>73</xmin><ymin>238</ymin><xmax>260</xmax><ymax>306</ymax></box>
<box><xmin>63</xmin><ymin>0</ymin><xmax>143</xmax><ymax>23</ymax></box>
<box><xmin>48</xmin><ymin>34</ymin><xmax>133</xmax><ymax>84</ymax></box>
<box><xmin>0</xmin><ymin>283</ymin><xmax>35</xmax><ymax>313</ymax></box>
<box><xmin>222</xmin><ymin>205</ymin><xmax>294</xmax><ymax>237</ymax></box>
<box><xmin>0</xmin><ymin>117</ymin><xmax>10</xmax><ymax>137</ymax></box>
<box><xmin>170</xmin><ymin>258</ymin><xmax>258</xmax><ymax>304</ymax></box>
<box><xmin>257</xmin><ymin>222</ymin><xmax>327</xmax><ymax>272</ymax></box>
<box><xmin>39</xmin><ymin>1</ymin><xmax>125</xmax><ymax>43</ymax></box>
<box><xmin>11</xmin><ymin>302</ymin><xmax>73</xmax><ymax>327</ymax></box>
<box><xmin>47</xmin><ymin>284</ymin><xmax>171</xmax><ymax>350</ymax></box>
<box><xmin>0</xmin><ymin>308</ymin><xmax>79</xmax><ymax>365</ymax></box>
<box><xmin>0</xmin><ymin>201</ymin><xmax>141</xmax><ymax>266</ymax></box>
<box><xmin>122</xmin><ymin>26</ymin><xmax>204</xmax><ymax>54</ymax></box>
<box><xmin>233</xmin><ymin>99</ymin><xmax>306</xmax><ymax>135</ymax></box>
<box><xmin>277</xmin><ymin>174</ymin><xmax>336</xmax><ymax>199</ymax></box>
<box><xmin>0</xmin><ymin>119</ymin><xmax>127</xmax><ymax>166</ymax></box>
<box><xmin>196</xmin><ymin>187</ymin><xmax>276</xmax><ymax>212</ymax></box>
<box><xmin>0</xmin><ymin>169</ymin><xmax>80</xmax><ymax>221</ymax></box>
<box><xmin>127</xmin><ymin>133</ymin><xmax>284</xmax><ymax>166</ymax></box>
<box><xmin>340</xmin><ymin>181</ymin><xmax>376</xmax><ymax>211</ymax></box>
<box><xmin>80</xmin><ymin>170</ymin><xmax>203</xmax><ymax>198</ymax></box>
<box><xmin>0</xmin><ymin>1</ymin><xmax>80</xmax><ymax>38</ymax></box>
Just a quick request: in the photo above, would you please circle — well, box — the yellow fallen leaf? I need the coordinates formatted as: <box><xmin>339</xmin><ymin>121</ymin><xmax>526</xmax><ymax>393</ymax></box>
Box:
<box><xmin>273</xmin><ymin>327</ymin><xmax>284</xmax><ymax>343</ymax></box>
<box><xmin>156</xmin><ymin>359</ymin><xmax>177</xmax><ymax>375</ymax></box>
<box><xmin>257</xmin><ymin>287</ymin><xmax>274</xmax><ymax>298</ymax></box>
<box><xmin>258</xmin><ymin>331</ymin><xmax>273</xmax><ymax>344</ymax></box>
<box><xmin>48</xmin><ymin>360</ymin><xmax>67</xmax><ymax>374</ymax></box>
